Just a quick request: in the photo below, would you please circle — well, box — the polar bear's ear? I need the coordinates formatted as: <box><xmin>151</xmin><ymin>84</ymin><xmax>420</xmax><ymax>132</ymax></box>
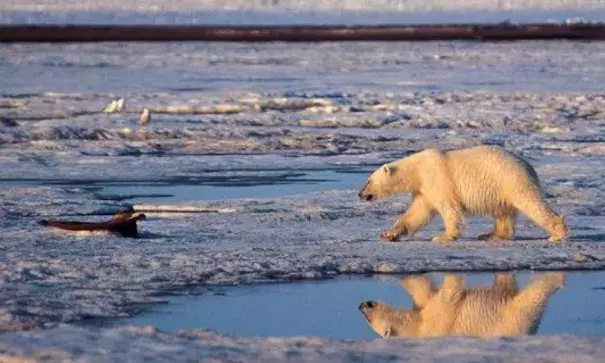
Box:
<box><xmin>382</xmin><ymin>165</ymin><xmax>395</xmax><ymax>176</ymax></box>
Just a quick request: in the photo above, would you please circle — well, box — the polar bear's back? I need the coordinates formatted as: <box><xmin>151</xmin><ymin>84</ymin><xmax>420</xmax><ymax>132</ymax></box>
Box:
<box><xmin>444</xmin><ymin>145</ymin><xmax>542</xmax><ymax>216</ymax></box>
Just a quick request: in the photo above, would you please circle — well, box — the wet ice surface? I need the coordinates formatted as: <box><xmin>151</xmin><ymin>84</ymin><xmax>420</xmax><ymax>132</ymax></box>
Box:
<box><xmin>99</xmin><ymin>271</ymin><xmax>605</xmax><ymax>339</ymax></box>
<box><xmin>2</xmin><ymin>40</ymin><xmax>605</xmax><ymax>360</ymax></box>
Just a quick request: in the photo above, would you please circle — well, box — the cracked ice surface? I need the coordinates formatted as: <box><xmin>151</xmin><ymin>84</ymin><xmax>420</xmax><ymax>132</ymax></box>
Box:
<box><xmin>1</xmin><ymin>40</ymin><xmax>605</xmax><ymax>359</ymax></box>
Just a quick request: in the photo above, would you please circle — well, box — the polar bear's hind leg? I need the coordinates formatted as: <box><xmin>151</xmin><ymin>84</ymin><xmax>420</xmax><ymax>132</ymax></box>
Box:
<box><xmin>512</xmin><ymin>191</ymin><xmax>568</xmax><ymax>242</ymax></box>
<box><xmin>478</xmin><ymin>211</ymin><xmax>517</xmax><ymax>241</ymax></box>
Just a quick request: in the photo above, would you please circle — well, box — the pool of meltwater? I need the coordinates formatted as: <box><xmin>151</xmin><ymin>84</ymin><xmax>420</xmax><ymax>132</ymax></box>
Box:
<box><xmin>98</xmin><ymin>271</ymin><xmax>605</xmax><ymax>340</ymax></box>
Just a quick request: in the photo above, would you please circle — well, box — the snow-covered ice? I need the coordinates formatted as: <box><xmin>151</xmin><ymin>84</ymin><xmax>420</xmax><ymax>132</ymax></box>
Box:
<box><xmin>2</xmin><ymin>39</ymin><xmax>605</xmax><ymax>360</ymax></box>
<box><xmin>2</xmin><ymin>325</ymin><xmax>605</xmax><ymax>363</ymax></box>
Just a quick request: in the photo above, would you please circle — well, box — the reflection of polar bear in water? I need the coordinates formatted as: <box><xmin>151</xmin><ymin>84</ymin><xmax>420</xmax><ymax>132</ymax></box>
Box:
<box><xmin>359</xmin><ymin>273</ymin><xmax>565</xmax><ymax>339</ymax></box>
<box><xmin>357</xmin><ymin>145</ymin><xmax>568</xmax><ymax>243</ymax></box>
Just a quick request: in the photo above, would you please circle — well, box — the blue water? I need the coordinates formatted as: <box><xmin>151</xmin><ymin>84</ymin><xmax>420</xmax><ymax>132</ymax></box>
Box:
<box><xmin>103</xmin><ymin>271</ymin><xmax>605</xmax><ymax>339</ymax></box>
<box><xmin>0</xmin><ymin>169</ymin><xmax>370</xmax><ymax>203</ymax></box>
<box><xmin>94</xmin><ymin>170</ymin><xmax>368</xmax><ymax>203</ymax></box>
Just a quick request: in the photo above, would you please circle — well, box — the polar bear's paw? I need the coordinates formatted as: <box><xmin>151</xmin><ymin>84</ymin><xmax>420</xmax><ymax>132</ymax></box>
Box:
<box><xmin>431</xmin><ymin>234</ymin><xmax>455</xmax><ymax>244</ymax></box>
<box><xmin>478</xmin><ymin>232</ymin><xmax>513</xmax><ymax>241</ymax></box>
<box><xmin>380</xmin><ymin>230</ymin><xmax>401</xmax><ymax>242</ymax></box>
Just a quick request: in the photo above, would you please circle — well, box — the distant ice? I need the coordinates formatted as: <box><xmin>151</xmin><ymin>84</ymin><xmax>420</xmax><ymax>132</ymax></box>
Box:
<box><xmin>1</xmin><ymin>0</ymin><xmax>605</xmax><ymax>25</ymax></box>
<box><xmin>3</xmin><ymin>42</ymin><xmax>605</xmax><ymax>96</ymax></box>
<box><xmin>2</xmin><ymin>0</ymin><xmax>605</xmax><ymax>13</ymax></box>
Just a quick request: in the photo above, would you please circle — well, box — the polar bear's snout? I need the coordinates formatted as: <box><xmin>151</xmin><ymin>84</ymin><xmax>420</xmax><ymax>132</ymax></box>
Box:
<box><xmin>359</xmin><ymin>192</ymin><xmax>374</xmax><ymax>201</ymax></box>
<box><xmin>358</xmin><ymin>182</ymin><xmax>374</xmax><ymax>201</ymax></box>
<box><xmin>359</xmin><ymin>300</ymin><xmax>378</xmax><ymax>312</ymax></box>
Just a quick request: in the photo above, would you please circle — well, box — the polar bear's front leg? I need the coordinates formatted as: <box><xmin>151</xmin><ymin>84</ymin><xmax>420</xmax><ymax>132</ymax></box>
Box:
<box><xmin>381</xmin><ymin>195</ymin><xmax>435</xmax><ymax>242</ymax></box>
<box><xmin>431</xmin><ymin>202</ymin><xmax>464</xmax><ymax>243</ymax></box>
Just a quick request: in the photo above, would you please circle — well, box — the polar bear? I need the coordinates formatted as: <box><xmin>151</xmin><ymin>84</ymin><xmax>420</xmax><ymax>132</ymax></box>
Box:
<box><xmin>358</xmin><ymin>273</ymin><xmax>565</xmax><ymax>338</ymax></box>
<box><xmin>357</xmin><ymin>145</ymin><xmax>568</xmax><ymax>243</ymax></box>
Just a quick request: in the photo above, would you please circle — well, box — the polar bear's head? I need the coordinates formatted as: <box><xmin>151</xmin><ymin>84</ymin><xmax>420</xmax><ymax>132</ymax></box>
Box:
<box><xmin>359</xmin><ymin>300</ymin><xmax>393</xmax><ymax>338</ymax></box>
<box><xmin>358</xmin><ymin>164</ymin><xmax>397</xmax><ymax>201</ymax></box>
<box><xmin>359</xmin><ymin>300</ymin><xmax>418</xmax><ymax>338</ymax></box>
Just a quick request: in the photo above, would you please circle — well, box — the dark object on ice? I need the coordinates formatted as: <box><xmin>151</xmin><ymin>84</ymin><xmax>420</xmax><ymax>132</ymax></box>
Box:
<box><xmin>1</xmin><ymin>23</ymin><xmax>605</xmax><ymax>43</ymax></box>
<box><xmin>0</xmin><ymin>116</ymin><xmax>18</xmax><ymax>127</ymax></box>
<box><xmin>39</xmin><ymin>211</ymin><xmax>146</xmax><ymax>237</ymax></box>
